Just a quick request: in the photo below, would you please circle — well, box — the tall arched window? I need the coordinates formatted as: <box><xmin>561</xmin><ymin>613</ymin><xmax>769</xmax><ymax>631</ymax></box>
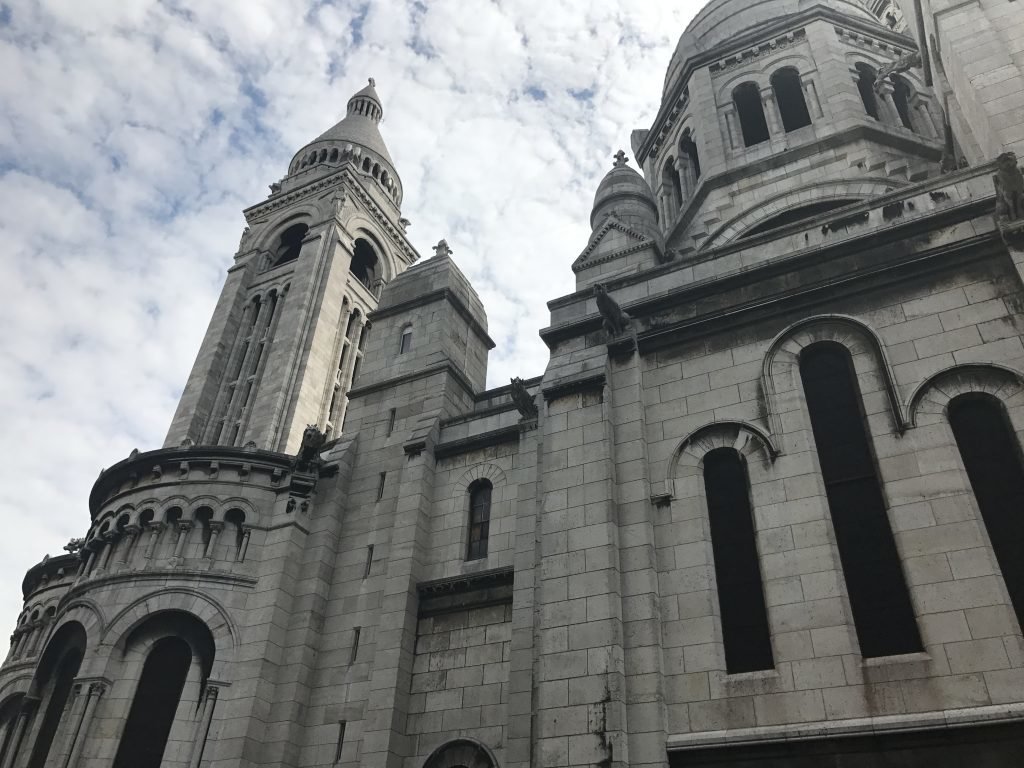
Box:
<box><xmin>351</xmin><ymin>238</ymin><xmax>380</xmax><ymax>290</ymax></box>
<box><xmin>855</xmin><ymin>63</ymin><xmax>880</xmax><ymax>120</ymax></box>
<box><xmin>0</xmin><ymin>696</ymin><xmax>24</xmax><ymax>768</ymax></box>
<box><xmin>892</xmin><ymin>76</ymin><xmax>915</xmax><ymax>131</ymax></box>
<box><xmin>733</xmin><ymin>82</ymin><xmax>770</xmax><ymax>147</ymax></box>
<box><xmin>466</xmin><ymin>480</ymin><xmax>493</xmax><ymax>561</ymax></box>
<box><xmin>112</xmin><ymin>637</ymin><xmax>192</xmax><ymax>768</ymax></box>
<box><xmin>272</xmin><ymin>223</ymin><xmax>309</xmax><ymax>267</ymax></box>
<box><xmin>662</xmin><ymin>157</ymin><xmax>682</xmax><ymax>212</ymax></box>
<box><xmin>703</xmin><ymin>448</ymin><xmax>774</xmax><ymax>673</ymax></box>
<box><xmin>771</xmin><ymin>67</ymin><xmax>812</xmax><ymax>132</ymax></box>
<box><xmin>948</xmin><ymin>395</ymin><xmax>1024</xmax><ymax>632</ymax></box>
<box><xmin>27</xmin><ymin>623</ymin><xmax>86</xmax><ymax>768</ymax></box>
<box><xmin>800</xmin><ymin>342</ymin><xmax>921</xmax><ymax>657</ymax></box>
<box><xmin>399</xmin><ymin>326</ymin><xmax>413</xmax><ymax>354</ymax></box>
<box><xmin>680</xmin><ymin>130</ymin><xmax>701</xmax><ymax>181</ymax></box>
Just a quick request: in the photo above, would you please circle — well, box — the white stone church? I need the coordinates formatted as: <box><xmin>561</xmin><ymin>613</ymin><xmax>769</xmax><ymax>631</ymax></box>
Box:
<box><xmin>3</xmin><ymin>0</ymin><xmax>1024</xmax><ymax>766</ymax></box>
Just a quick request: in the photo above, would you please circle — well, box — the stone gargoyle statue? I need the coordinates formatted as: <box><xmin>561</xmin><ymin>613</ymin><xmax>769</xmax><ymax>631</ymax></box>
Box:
<box><xmin>509</xmin><ymin>377</ymin><xmax>539</xmax><ymax>421</ymax></box>
<box><xmin>994</xmin><ymin>151</ymin><xmax>1024</xmax><ymax>226</ymax></box>
<box><xmin>293</xmin><ymin>424</ymin><xmax>327</xmax><ymax>473</ymax></box>
<box><xmin>594</xmin><ymin>283</ymin><xmax>631</xmax><ymax>338</ymax></box>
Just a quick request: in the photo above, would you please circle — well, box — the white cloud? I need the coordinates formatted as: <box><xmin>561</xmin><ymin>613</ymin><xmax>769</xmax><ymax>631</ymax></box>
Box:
<box><xmin>0</xmin><ymin>0</ymin><xmax>703</xmax><ymax>629</ymax></box>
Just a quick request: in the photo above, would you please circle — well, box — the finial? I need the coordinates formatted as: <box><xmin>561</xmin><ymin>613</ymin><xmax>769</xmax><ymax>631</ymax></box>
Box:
<box><xmin>613</xmin><ymin>150</ymin><xmax>629</xmax><ymax>168</ymax></box>
<box><xmin>368</xmin><ymin>77</ymin><xmax>376</xmax><ymax>87</ymax></box>
<box><xmin>433</xmin><ymin>239</ymin><xmax>452</xmax><ymax>258</ymax></box>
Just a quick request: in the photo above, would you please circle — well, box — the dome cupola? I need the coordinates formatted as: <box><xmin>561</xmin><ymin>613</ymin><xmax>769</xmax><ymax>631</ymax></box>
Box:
<box><xmin>591</xmin><ymin>150</ymin><xmax>660</xmax><ymax>239</ymax></box>
<box><xmin>287</xmin><ymin>78</ymin><xmax>403</xmax><ymax>208</ymax></box>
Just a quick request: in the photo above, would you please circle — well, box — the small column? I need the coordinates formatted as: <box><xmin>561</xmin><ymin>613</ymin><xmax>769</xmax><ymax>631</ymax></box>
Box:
<box><xmin>801</xmin><ymin>74</ymin><xmax>824</xmax><ymax>118</ymax></box>
<box><xmin>171</xmin><ymin>521</ymin><xmax>193</xmax><ymax>562</ymax></box>
<box><xmin>674</xmin><ymin>156</ymin><xmax>692</xmax><ymax>202</ymax></box>
<box><xmin>762</xmin><ymin>85</ymin><xmax>784</xmax><ymax>136</ymax></box>
<box><xmin>236</xmin><ymin>527</ymin><xmax>252</xmax><ymax>563</ymax></box>
<box><xmin>187</xmin><ymin>685</ymin><xmax>220</xmax><ymax>768</ymax></box>
<box><xmin>116</xmin><ymin>525</ymin><xmax>142</xmax><ymax>570</ymax></box>
<box><xmin>74</xmin><ymin>549</ymin><xmax>94</xmax><ymax>584</ymax></box>
<box><xmin>143</xmin><ymin>522</ymin><xmax>165</xmax><ymax>561</ymax></box>
<box><xmin>64</xmin><ymin>682</ymin><xmax>105</xmax><ymax>768</ymax></box>
<box><xmin>911</xmin><ymin>95</ymin><xmax>938</xmax><ymax>138</ymax></box>
<box><xmin>95</xmin><ymin>534</ymin><xmax>118</xmax><ymax>574</ymax></box>
<box><xmin>722</xmin><ymin>105</ymin><xmax>742</xmax><ymax>150</ymax></box>
<box><xmin>874</xmin><ymin>79</ymin><xmax>902</xmax><ymax>127</ymax></box>
<box><xmin>25</xmin><ymin>622</ymin><xmax>44</xmax><ymax>657</ymax></box>
<box><xmin>204</xmin><ymin>522</ymin><xmax>224</xmax><ymax>560</ymax></box>
<box><xmin>1</xmin><ymin>702</ymin><xmax>34</xmax><ymax>768</ymax></box>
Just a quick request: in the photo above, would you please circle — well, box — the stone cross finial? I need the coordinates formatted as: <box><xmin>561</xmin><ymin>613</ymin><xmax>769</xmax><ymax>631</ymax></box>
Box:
<box><xmin>433</xmin><ymin>239</ymin><xmax>453</xmax><ymax>258</ymax></box>
<box><xmin>613</xmin><ymin>150</ymin><xmax>629</xmax><ymax>168</ymax></box>
<box><xmin>368</xmin><ymin>77</ymin><xmax>376</xmax><ymax>87</ymax></box>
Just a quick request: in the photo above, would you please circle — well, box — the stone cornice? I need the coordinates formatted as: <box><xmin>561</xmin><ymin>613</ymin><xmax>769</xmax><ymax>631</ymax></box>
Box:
<box><xmin>64</xmin><ymin>569</ymin><xmax>258</xmax><ymax>602</ymax></box>
<box><xmin>434</xmin><ymin>425</ymin><xmax>522</xmax><ymax>460</ymax></box>
<box><xmin>417</xmin><ymin>566</ymin><xmax>514</xmax><ymax>617</ymax></box>
<box><xmin>346</xmin><ymin>361</ymin><xmax>478</xmax><ymax>401</ymax></box>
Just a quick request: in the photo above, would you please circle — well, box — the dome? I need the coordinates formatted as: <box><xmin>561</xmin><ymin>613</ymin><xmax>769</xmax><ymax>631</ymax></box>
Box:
<box><xmin>664</xmin><ymin>0</ymin><xmax>881</xmax><ymax>94</ymax></box>
<box><xmin>287</xmin><ymin>79</ymin><xmax>402</xmax><ymax>206</ymax></box>
<box><xmin>591</xmin><ymin>151</ymin><xmax>659</xmax><ymax>235</ymax></box>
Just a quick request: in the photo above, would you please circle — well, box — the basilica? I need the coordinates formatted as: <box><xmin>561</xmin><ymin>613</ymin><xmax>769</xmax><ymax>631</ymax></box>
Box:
<box><xmin>3</xmin><ymin>0</ymin><xmax>1024</xmax><ymax>766</ymax></box>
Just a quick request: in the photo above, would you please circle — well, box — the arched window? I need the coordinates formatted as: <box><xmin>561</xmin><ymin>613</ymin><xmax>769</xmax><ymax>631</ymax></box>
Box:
<box><xmin>662</xmin><ymin>157</ymin><xmax>682</xmax><ymax>212</ymax></box>
<box><xmin>703</xmin><ymin>448</ymin><xmax>774</xmax><ymax>673</ymax></box>
<box><xmin>949</xmin><ymin>395</ymin><xmax>1024</xmax><ymax>632</ymax></box>
<box><xmin>399</xmin><ymin>325</ymin><xmax>413</xmax><ymax>354</ymax></box>
<box><xmin>800</xmin><ymin>343</ymin><xmax>921</xmax><ymax>657</ymax></box>
<box><xmin>466</xmin><ymin>480</ymin><xmax>492</xmax><ymax>561</ymax></box>
<box><xmin>26</xmin><ymin>623</ymin><xmax>86</xmax><ymax>768</ymax></box>
<box><xmin>855</xmin><ymin>63</ymin><xmax>880</xmax><ymax>120</ymax></box>
<box><xmin>350</xmin><ymin>238</ymin><xmax>380</xmax><ymax>290</ymax></box>
<box><xmin>771</xmin><ymin>67</ymin><xmax>812</xmax><ymax>132</ymax></box>
<box><xmin>225</xmin><ymin>509</ymin><xmax>247</xmax><ymax>560</ymax></box>
<box><xmin>733</xmin><ymin>82</ymin><xmax>770</xmax><ymax>147</ymax></box>
<box><xmin>892</xmin><ymin>76</ymin><xmax>915</xmax><ymax>131</ymax></box>
<box><xmin>272</xmin><ymin>223</ymin><xmax>309</xmax><ymax>267</ymax></box>
<box><xmin>680</xmin><ymin>129</ymin><xmax>701</xmax><ymax>181</ymax></box>
<box><xmin>112</xmin><ymin>637</ymin><xmax>192</xmax><ymax>768</ymax></box>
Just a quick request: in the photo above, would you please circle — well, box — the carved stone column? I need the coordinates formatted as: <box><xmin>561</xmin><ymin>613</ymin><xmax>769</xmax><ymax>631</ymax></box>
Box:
<box><xmin>236</xmin><ymin>527</ymin><xmax>253</xmax><ymax>563</ymax></box>
<box><xmin>801</xmin><ymin>74</ymin><xmax>824</xmax><ymax>118</ymax></box>
<box><xmin>874</xmin><ymin>79</ymin><xmax>902</xmax><ymax>126</ymax></box>
<box><xmin>142</xmin><ymin>521</ymin><xmax>165</xmax><ymax>562</ymax></box>
<box><xmin>722</xmin><ymin>105</ymin><xmax>742</xmax><ymax>150</ymax></box>
<box><xmin>0</xmin><ymin>700</ymin><xmax>34</xmax><ymax>768</ymax></box>
<box><xmin>204</xmin><ymin>522</ymin><xmax>224</xmax><ymax>560</ymax></box>
<box><xmin>116</xmin><ymin>525</ymin><xmax>141</xmax><ymax>569</ymax></box>
<box><xmin>171</xmin><ymin>521</ymin><xmax>193</xmax><ymax>562</ymax></box>
<box><xmin>762</xmin><ymin>85</ymin><xmax>784</xmax><ymax>135</ymax></box>
<box><xmin>911</xmin><ymin>95</ymin><xmax>938</xmax><ymax>138</ymax></box>
<box><xmin>187</xmin><ymin>685</ymin><xmax>220</xmax><ymax>768</ymax></box>
<box><xmin>64</xmin><ymin>682</ymin><xmax>106</xmax><ymax>768</ymax></box>
<box><xmin>674</xmin><ymin>156</ymin><xmax>692</xmax><ymax>202</ymax></box>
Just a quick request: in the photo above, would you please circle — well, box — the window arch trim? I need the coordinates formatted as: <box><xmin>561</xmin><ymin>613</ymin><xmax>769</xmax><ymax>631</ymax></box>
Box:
<box><xmin>663</xmin><ymin>420</ymin><xmax>778</xmax><ymax>501</ymax></box>
<box><xmin>907</xmin><ymin>363</ymin><xmax>1024</xmax><ymax>428</ymax></box>
<box><xmin>761</xmin><ymin>315</ymin><xmax>906</xmax><ymax>445</ymax></box>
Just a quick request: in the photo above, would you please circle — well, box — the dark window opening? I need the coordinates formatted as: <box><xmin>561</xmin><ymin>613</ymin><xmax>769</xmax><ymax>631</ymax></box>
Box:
<box><xmin>467</xmin><ymin>480</ymin><xmax>492</xmax><ymax>561</ymax></box>
<box><xmin>740</xmin><ymin>199</ymin><xmax>856</xmax><ymax>239</ymax></box>
<box><xmin>704</xmin><ymin>448</ymin><xmax>774</xmax><ymax>673</ymax></box>
<box><xmin>334</xmin><ymin>721</ymin><xmax>347</xmax><ymax>763</ymax></box>
<box><xmin>112</xmin><ymin>637</ymin><xmax>192</xmax><ymax>768</ymax></box>
<box><xmin>734</xmin><ymin>82</ymin><xmax>770</xmax><ymax>147</ymax></box>
<box><xmin>363</xmin><ymin>545</ymin><xmax>374</xmax><ymax>579</ymax></box>
<box><xmin>399</xmin><ymin>326</ymin><xmax>413</xmax><ymax>354</ymax></box>
<box><xmin>893</xmin><ymin>76</ymin><xmax>915</xmax><ymax>131</ymax></box>
<box><xmin>0</xmin><ymin>696</ymin><xmax>23</xmax><ymax>768</ymax></box>
<box><xmin>771</xmin><ymin>67</ymin><xmax>812</xmax><ymax>132</ymax></box>
<box><xmin>856</xmin><ymin>63</ymin><xmax>880</xmax><ymax>120</ymax></box>
<box><xmin>800</xmin><ymin>343</ymin><xmax>922</xmax><ymax>657</ymax></box>
<box><xmin>273</xmin><ymin>223</ymin><xmax>309</xmax><ymax>267</ymax></box>
<box><xmin>662</xmin><ymin>157</ymin><xmax>682</xmax><ymax>211</ymax></box>
<box><xmin>27</xmin><ymin>641</ymin><xmax>83</xmax><ymax>768</ymax></box>
<box><xmin>681</xmin><ymin>130</ymin><xmax>701</xmax><ymax>180</ymax></box>
<box><xmin>350</xmin><ymin>239</ymin><xmax>380</xmax><ymax>290</ymax></box>
<box><xmin>350</xmin><ymin>627</ymin><xmax>361</xmax><ymax>665</ymax></box>
<box><xmin>376</xmin><ymin>472</ymin><xmax>386</xmax><ymax>501</ymax></box>
<box><xmin>949</xmin><ymin>395</ymin><xmax>1024</xmax><ymax>632</ymax></box>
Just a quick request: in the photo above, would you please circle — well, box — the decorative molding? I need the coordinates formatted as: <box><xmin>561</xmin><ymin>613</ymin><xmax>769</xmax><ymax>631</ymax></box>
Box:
<box><xmin>572</xmin><ymin>215</ymin><xmax>658</xmax><ymax>272</ymax></box>
<box><xmin>417</xmin><ymin>567</ymin><xmax>514</xmax><ymax>618</ymax></box>
<box><xmin>434</xmin><ymin>426</ymin><xmax>522</xmax><ymax>460</ymax></box>
<box><xmin>907</xmin><ymin>364</ymin><xmax>1024</xmax><ymax>427</ymax></box>
<box><xmin>709</xmin><ymin>29</ymin><xmax>807</xmax><ymax>75</ymax></box>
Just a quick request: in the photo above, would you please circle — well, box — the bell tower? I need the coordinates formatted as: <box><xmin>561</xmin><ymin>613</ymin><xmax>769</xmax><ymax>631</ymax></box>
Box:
<box><xmin>164</xmin><ymin>79</ymin><xmax>420</xmax><ymax>453</ymax></box>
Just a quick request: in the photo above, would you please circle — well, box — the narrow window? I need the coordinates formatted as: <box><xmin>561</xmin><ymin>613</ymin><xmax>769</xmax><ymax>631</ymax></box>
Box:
<box><xmin>363</xmin><ymin>545</ymin><xmax>374</xmax><ymax>579</ymax></box>
<box><xmin>733</xmin><ymin>82</ymin><xmax>770</xmax><ymax>147</ymax></box>
<box><xmin>703</xmin><ymin>448</ymin><xmax>774</xmax><ymax>673</ymax></box>
<box><xmin>892</xmin><ymin>76</ymin><xmax>915</xmax><ymax>131</ymax></box>
<box><xmin>350</xmin><ymin>627</ymin><xmax>361</xmax><ymax>665</ymax></box>
<box><xmin>376</xmin><ymin>472</ymin><xmax>386</xmax><ymax>501</ymax></box>
<box><xmin>27</xmin><ymin>648</ymin><xmax>83</xmax><ymax>768</ymax></box>
<box><xmin>800</xmin><ymin>343</ymin><xmax>921</xmax><ymax>657</ymax></box>
<box><xmin>334</xmin><ymin>721</ymin><xmax>347</xmax><ymax>763</ymax></box>
<box><xmin>387</xmin><ymin>408</ymin><xmax>397</xmax><ymax>436</ymax></box>
<box><xmin>771</xmin><ymin>67</ymin><xmax>812</xmax><ymax>132</ymax></box>
<box><xmin>949</xmin><ymin>395</ymin><xmax>1024</xmax><ymax>632</ymax></box>
<box><xmin>662</xmin><ymin>157</ymin><xmax>682</xmax><ymax>211</ymax></box>
<box><xmin>467</xmin><ymin>480</ymin><xmax>493</xmax><ymax>561</ymax></box>
<box><xmin>112</xmin><ymin>637</ymin><xmax>192</xmax><ymax>768</ymax></box>
<box><xmin>399</xmin><ymin>326</ymin><xmax>413</xmax><ymax>354</ymax></box>
<box><xmin>681</xmin><ymin>130</ymin><xmax>701</xmax><ymax>180</ymax></box>
<box><xmin>856</xmin><ymin>63</ymin><xmax>880</xmax><ymax>120</ymax></box>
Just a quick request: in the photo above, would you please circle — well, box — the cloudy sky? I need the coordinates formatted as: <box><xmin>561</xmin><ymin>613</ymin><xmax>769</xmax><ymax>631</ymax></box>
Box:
<box><xmin>0</xmin><ymin>0</ymin><xmax>702</xmax><ymax>629</ymax></box>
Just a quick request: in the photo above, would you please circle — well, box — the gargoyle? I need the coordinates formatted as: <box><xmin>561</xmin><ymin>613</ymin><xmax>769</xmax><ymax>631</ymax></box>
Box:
<box><xmin>874</xmin><ymin>50</ymin><xmax>922</xmax><ymax>92</ymax></box>
<box><xmin>994</xmin><ymin>151</ymin><xmax>1024</xmax><ymax>225</ymax></box>
<box><xmin>64</xmin><ymin>538</ymin><xmax>85</xmax><ymax>554</ymax></box>
<box><xmin>293</xmin><ymin>424</ymin><xmax>327</xmax><ymax>473</ymax></box>
<box><xmin>594</xmin><ymin>283</ymin><xmax>630</xmax><ymax>338</ymax></box>
<box><xmin>509</xmin><ymin>377</ymin><xmax>538</xmax><ymax>421</ymax></box>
